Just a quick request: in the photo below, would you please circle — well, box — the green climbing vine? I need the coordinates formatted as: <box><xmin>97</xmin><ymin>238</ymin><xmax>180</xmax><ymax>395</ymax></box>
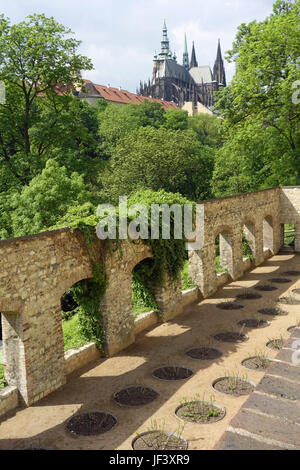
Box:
<box><xmin>53</xmin><ymin>191</ymin><xmax>195</xmax><ymax>350</ymax></box>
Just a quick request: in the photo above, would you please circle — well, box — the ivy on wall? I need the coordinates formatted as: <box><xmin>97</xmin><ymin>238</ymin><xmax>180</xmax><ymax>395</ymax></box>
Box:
<box><xmin>53</xmin><ymin>190</ymin><xmax>195</xmax><ymax>350</ymax></box>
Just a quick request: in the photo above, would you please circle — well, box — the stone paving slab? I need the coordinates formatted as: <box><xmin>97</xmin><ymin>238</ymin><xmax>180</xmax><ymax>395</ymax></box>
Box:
<box><xmin>215</xmin><ymin>328</ymin><xmax>300</xmax><ymax>450</ymax></box>
<box><xmin>215</xmin><ymin>431</ymin><xmax>285</xmax><ymax>450</ymax></box>
<box><xmin>244</xmin><ymin>392</ymin><xmax>300</xmax><ymax>424</ymax></box>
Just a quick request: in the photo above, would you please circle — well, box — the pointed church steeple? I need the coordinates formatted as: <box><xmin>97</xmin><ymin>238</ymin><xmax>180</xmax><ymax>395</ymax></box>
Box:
<box><xmin>158</xmin><ymin>19</ymin><xmax>172</xmax><ymax>60</ymax></box>
<box><xmin>190</xmin><ymin>41</ymin><xmax>198</xmax><ymax>69</ymax></box>
<box><xmin>213</xmin><ymin>39</ymin><xmax>226</xmax><ymax>86</ymax></box>
<box><xmin>183</xmin><ymin>33</ymin><xmax>189</xmax><ymax>71</ymax></box>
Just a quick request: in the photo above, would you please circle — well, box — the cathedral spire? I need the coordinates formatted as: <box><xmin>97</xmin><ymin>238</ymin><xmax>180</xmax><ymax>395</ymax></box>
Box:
<box><xmin>213</xmin><ymin>39</ymin><xmax>226</xmax><ymax>86</ymax></box>
<box><xmin>158</xmin><ymin>19</ymin><xmax>172</xmax><ymax>60</ymax></box>
<box><xmin>190</xmin><ymin>41</ymin><xmax>198</xmax><ymax>69</ymax></box>
<box><xmin>183</xmin><ymin>33</ymin><xmax>189</xmax><ymax>70</ymax></box>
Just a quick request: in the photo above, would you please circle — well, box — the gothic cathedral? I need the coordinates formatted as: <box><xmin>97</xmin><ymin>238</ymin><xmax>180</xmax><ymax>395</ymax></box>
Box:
<box><xmin>137</xmin><ymin>21</ymin><xmax>226</xmax><ymax>109</ymax></box>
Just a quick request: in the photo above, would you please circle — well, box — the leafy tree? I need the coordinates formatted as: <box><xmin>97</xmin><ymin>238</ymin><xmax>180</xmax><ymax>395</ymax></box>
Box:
<box><xmin>188</xmin><ymin>113</ymin><xmax>223</xmax><ymax>148</ymax></box>
<box><xmin>98</xmin><ymin>100</ymin><xmax>166</xmax><ymax>157</ymax></box>
<box><xmin>0</xmin><ymin>13</ymin><xmax>93</xmax><ymax>169</ymax></box>
<box><xmin>163</xmin><ymin>108</ymin><xmax>188</xmax><ymax>131</ymax></box>
<box><xmin>10</xmin><ymin>159</ymin><xmax>91</xmax><ymax>236</ymax></box>
<box><xmin>100</xmin><ymin>127</ymin><xmax>214</xmax><ymax>202</ymax></box>
<box><xmin>213</xmin><ymin>0</ymin><xmax>300</xmax><ymax>194</ymax></box>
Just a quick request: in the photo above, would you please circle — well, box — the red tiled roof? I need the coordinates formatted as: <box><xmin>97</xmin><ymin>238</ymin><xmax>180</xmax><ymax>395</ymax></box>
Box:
<box><xmin>82</xmin><ymin>80</ymin><xmax>178</xmax><ymax>110</ymax></box>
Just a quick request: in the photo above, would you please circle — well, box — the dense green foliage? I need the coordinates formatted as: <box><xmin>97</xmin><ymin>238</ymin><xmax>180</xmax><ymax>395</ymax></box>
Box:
<box><xmin>101</xmin><ymin>127</ymin><xmax>214</xmax><ymax>203</ymax></box>
<box><xmin>0</xmin><ymin>364</ymin><xmax>6</xmax><ymax>389</ymax></box>
<box><xmin>212</xmin><ymin>0</ymin><xmax>300</xmax><ymax>196</ymax></box>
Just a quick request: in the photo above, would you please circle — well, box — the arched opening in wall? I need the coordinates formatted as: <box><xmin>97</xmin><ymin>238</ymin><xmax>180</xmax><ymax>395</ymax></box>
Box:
<box><xmin>60</xmin><ymin>277</ymin><xmax>98</xmax><ymax>353</ymax></box>
<box><xmin>242</xmin><ymin>223</ymin><xmax>255</xmax><ymax>262</ymax></box>
<box><xmin>283</xmin><ymin>224</ymin><xmax>295</xmax><ymax>250</ymax></box>
<box><xmin>215</xmin><ymin>233</ymin><xmax>233</xmax><ymax>275</ymax></box>
<box><xmin>132</xmin><ymin>258</ymin><xmax>159</xmax><ymax>319</ymax></box>
<box><xmin>263</xmin><ymin>216</ymin><xmax>274</xmax><ymax>253</ymax></box>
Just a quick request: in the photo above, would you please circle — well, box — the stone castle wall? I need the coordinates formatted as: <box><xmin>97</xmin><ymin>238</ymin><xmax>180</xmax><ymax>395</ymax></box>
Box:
<box><xmin>0</xmin><ymin>186</ymin><xmax>300</xmax><ymax>411</ymax></box>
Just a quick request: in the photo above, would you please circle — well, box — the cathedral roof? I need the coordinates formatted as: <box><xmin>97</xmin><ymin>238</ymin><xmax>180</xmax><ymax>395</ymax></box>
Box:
<box><xmin>189</xmin><ymin>66</ymin><xmax>213</xmax><ymax>84</ymax></box>
<box><xmin>155</xmin><ymin>59</ymin><xmax>194</xmax><ymax>84</ymax></box>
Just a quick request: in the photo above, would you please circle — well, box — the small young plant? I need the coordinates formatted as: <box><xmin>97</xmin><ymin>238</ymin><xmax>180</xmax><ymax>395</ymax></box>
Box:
<box><xmin>178</xmin><ymin>392</ymin><xmax>223</xmax><ymax>423</ymax></box>
<box><xmin>136</xmin><ymin>419</ymin><xmax>186</xmax><ymax>450</ymax></box>
<box><xmin>267</xmin><ymin>335</ymin><xmax>284</xmax><ymax>350</ymax></box>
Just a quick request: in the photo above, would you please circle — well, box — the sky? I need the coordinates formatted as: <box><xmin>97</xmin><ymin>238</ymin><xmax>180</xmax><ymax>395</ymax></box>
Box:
<box><xmin>0</xmin><ymin>0</ymin><xmax>277</xmax><ymax>93</ymax></box>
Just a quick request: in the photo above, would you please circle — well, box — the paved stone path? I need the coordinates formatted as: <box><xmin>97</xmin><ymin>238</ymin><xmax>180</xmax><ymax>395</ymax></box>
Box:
<box><xmin>215</xmin><ymin>327</ymin><xmax>300</xmax><ymax>450</ymax></box>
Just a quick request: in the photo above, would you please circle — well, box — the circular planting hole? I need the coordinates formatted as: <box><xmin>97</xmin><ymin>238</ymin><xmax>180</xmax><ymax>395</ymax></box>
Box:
<box><xmin>152</xmin><ymin>366</ymin><xmax>193</xmax><ymax>381</ymax></box>
<box><xmin>132</xmin><ymin>431</ymin><xmax>188</xmax><ymax>450</ymax></box>
<box><xmin>242</xmin><ymin>356</ymin><xmax>271</xmax><ymax>371</ymax></box>
<box><xmin>266</xmin><ymin>338</ymin><xmax>284</xmax><ymax>351</ymax></box>
<box><xmin>186</xmin><ymin>347</ymin><xmax>222</xmax><ymax>361</ymax></box>
<box><xmin>216</xmin><ymin>302</ymin><xmax>244</xmax><ymax>310</ymax></box>
<box><xmin>237</xmin><ymin>318</ymin><xmax>269</xmax><ymax>329</ymax></box>
<box><xmin>277</xmin><ymin>297</ymin><xmax>300</xmax><ymax>305</ymax></box>
<box><xmin>65</xmin><ymin>411</ymin><xmax>117</xmax><ymax>436</ymax></box>
<box><xmin>113</xmin><ymin>386</ymin><xmax>159</xmax><ymax>407</ymax></box>
<box><xmin>236</xmin><ymin>292</ymin><xmax>262</xmax><ymax>300</ymax></box>
<box><xmin>175</xmin><ymin>401</ymin><xmax>226</xmax><ymax>424</ymax></box>
<box><xmin>254</xmin><ymin>284</ymin><xmax>278</xmax><ymax>292</ymax></box>
<box><xmin>283</xmin><ymin>271</ymin><xmax>300</xmax><ymax>276</ymax></box>
<box><xmin>268</xmin><ymin>278</ymin><xmax>292</xmax><ymax>284</ymax></box>
<box><xmin>258</xmin><ymin>307</ymin><xmax>288</xmax><ymax>316</ymax></box>
<box><xmin>287</xmin><ymin>325</ymin><xmax>297</xmax><ymax>333</ymax></box>
<box><xmin>292</xmin><ymin>288</ymin><xmax>300</xmax><ymax>296</ymax></box>
<box><xmin>213</xmin><ymin>377</ymin><xmax>255</xmax><ymax>397</ymax></box>
<box><xmin>213</xmin><ymin>332</ymin><xmax>248</xmax><ymax>343</ymax></box>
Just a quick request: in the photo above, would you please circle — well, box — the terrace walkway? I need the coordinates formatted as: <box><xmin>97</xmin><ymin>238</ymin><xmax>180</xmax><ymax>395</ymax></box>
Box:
<box><xmin>0</xmin><ymin>252</ymin><xmax>300</xmax><ymax>450</ymax></box>
<box><xmin>215</xmin><ymin>326</ymin><xmax>300</xmax><ymax>450</ymax></box>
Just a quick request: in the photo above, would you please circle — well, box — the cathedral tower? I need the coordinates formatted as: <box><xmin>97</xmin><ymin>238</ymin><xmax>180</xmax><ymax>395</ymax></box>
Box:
<box><xmin>213</xmin><ymin>39</ymin><xmax>226</xmax><ymax>86</ymax></box>
<box><xmin>190</xmin><ymin>41</ymin><xmax>198</xmax><ymax>69</ymax></box>
<box><xmin>182</xmin><ymin>34</ymin><xmax>189</xmax><ymax>71</ymax></box>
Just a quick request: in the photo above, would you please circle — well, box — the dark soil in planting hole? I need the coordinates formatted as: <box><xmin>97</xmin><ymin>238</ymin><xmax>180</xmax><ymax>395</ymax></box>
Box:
<box><xmin>254</xmin><ymin>284</ymin><xmax>278</xmax><ymax>292</ymax></box>
<box><xmin>258</xmin><ymin>307</ymin><xmax>288</xmax><ymax>316</ymax></box>
<box><xmin>242</xmin><ymin>356</ymin><xmax>270</xmax><ymax>371</ymax></box>
<box><xmin>113</xmin><ymin>386</ymin><xmax>158</xmax><ymax>407</ymax></box>
<box><xmin>213</xmin><ymin>377</ymin><xmax>255</xmax><ymax>396</ymax></box>
<box><xmin>236</xmin><ymin>292</ymin><xmax>262</xmax><ymax>300</ymax></box>
<box><xmin>266</xmin><ymin>338</ymin><xmax>284</xmax><ymax>350</ymax></box>
<box><xmin>65</xmin><ymin>411</ymin><xmax>117</xmax><ymax>436</ymax></box>
<box><xmin>268</xmin><ymin>278</ymin><xmax>292</xmax><ymax>284</ymax></box>
<box><xmin>216</xmin><ymin>302</ymin><xmax>244</xmax><ymax>310</ymax></box>
<box><xmin>214</xmin><ymin>332</ymin><xmax>248</xmax><ymax>343</ymax></box>
<box><xmin>175</xmin><ymin>401</ymin><xmax>226</xmax><ymax>424</ymax></box>
<box><xmin>283</xmin><ymin>271</ymin><xmax>300</xmax><ymax>276</ymax></box>
<box><xmin>277</xmin><ymin>297</ymin><xmax>300</xmax><ymax>305</ymax></box>
<box><xmin>237</xmin><ymin>318</ymin><xmax>269</xmax><ymax>329</ymax></box>
<box><xmin>186</xmin><ymin>347</ymin><xmax>222</xmax><ymax>361</ymax></box>
<box><xmin>287</xmin><ymin>325</ymin><xmax>297</xmax><ymax>332</ymax></box>
<box><xmin>132</xmin><ymin>431</ymin><xmax>188</xmax><ymax>450</ymax></box>
<box><xmin>152</xmin><ymin>366</ymin><xmax>193</xmax><ymax>381</ymax></box>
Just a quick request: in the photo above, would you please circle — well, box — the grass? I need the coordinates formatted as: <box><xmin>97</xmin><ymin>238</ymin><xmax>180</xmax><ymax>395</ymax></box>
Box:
<box><xmin>62</xmin><ymin>313</ymin><xmax>89</xmax><ymax>352</ymax></box>
<box><xmin>216</xmin><ymin>256</ymin><xmax>227</xmax><ymax>274</ymax></box>
<box><xmin>181</xmin><ymin>260</ymin><xmax>197</xmax><ymax>290</ymax></box>
<box><xmin>132</xmin><ymin>303</ymin><xmax>154</xmax><ymax>318</ymax></box>
<box><xmin>0</xmin><ymin>364</ymin><xmax>6</xmax><ymax>390</ymax></box>
<box><xmin>284</xmin><ymin>224</ymin><xmax>295</xmax><ymax>246</ymax></box>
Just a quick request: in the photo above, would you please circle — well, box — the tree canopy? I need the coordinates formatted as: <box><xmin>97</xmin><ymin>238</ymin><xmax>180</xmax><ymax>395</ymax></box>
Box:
<box><xmin>212</xmin><ymin>0</ymin><xmax>300</xmax><ymax>195</ymax></box>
